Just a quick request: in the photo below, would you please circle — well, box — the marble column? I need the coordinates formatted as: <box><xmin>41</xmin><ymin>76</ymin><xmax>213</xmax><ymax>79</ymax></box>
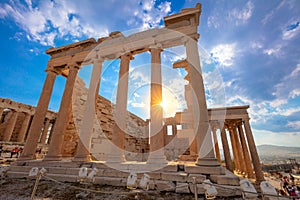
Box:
<box><xmin>20</xmin><ymin>70</ymin><xmax>57</xmax><ymax>160</ymax></box>
<box><xmin>44</xmin><ymin>65</ymin><xmax>79</xmax><ymax>161</ymax></box>
<box><xmin>73</xmin><ymin>59</ymin><xmax>103</xmax><ymax>162</ymax></box>
<box><xmin>212</xmin><ymin>127</ymin><xmax>221</xmax><ymax>163</ymax></box>
<box><xmin>220</xmin><ymin>124</ymin><xmax>233</xmax><ymax>172</ymax></box>
<box><xmin>107</xmin><ymin>54</ymin><xmax>131</xmax><ymax>163</ymax></box>
<box><xmin>147</xmin><ymin>47</ymin><xmax>167</xmax><ymax>164</ymax></box>
<box><xmin>185</xmin><ymin>38</ymin><xmax>219</xmax><ymax>166</ymax></box>
<box><xmin>237</xmin><ymin>123</ymin><xmax>254</xmax><ymax>178</ymax></box>
<box><xmin>228</xmin><ymin>126</ymin><xmax>240</xmax><ymax>172</ymax></box>
<box><xmin>17</xmin><ymin>113</ymin><xmax>31</xmax><ymax>142</ymax></box>
<box><xmin>2</xmin><ymin>110</ymin><xmax>19</xmax><ymax>141</ymax></box>
<box><xmin>233</xmin><ymin>126</ymin><xmax>247</xmax><ymax>174</ymax></box>
<box><xmin>243</xmin><ymin>118</ymin><xmax>265</xmax><ymax>182</ymax></box>
<box><xmin>39</xmin><ymin>118</ymin><xmax>50</xmax><ymax>144</ymax></box>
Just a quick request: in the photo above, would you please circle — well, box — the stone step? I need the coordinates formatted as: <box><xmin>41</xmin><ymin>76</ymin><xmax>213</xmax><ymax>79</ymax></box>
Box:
<box><xmin>210</xmin><ymin>169</ymin><xmax>240</xmax><ymax>186</ymax></box>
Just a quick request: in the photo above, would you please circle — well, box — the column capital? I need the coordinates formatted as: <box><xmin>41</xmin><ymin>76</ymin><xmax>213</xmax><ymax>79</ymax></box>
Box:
<box><xmin>149</xmin><ymin>44</ymin><xmax>163</xmax><ymax>52</ymax></box>
<box><xmin>45</xmin><ymin>69</ymin><xmax>58</xmax><ymax>75</ymax></box>
<box><xmin>93</xmin><ymin>57</ymin><xmax>105</xmax><ymax>64</ymax></box>
<box><xmin>242</xmin><ymin>117</ymin><xmax>251</xmax><ymax>123</ymax></box>
<box><xmin>120</xmin><ymin>53</ymin><xmax>134</xmax><ymax>60</ymax></box>
<box><xmin>68</xmin><ymin>62</ymin><xmax>81</xmax><ymax>70</ymax></box>
<box><xmin>181</xmin><ymin>36</ymin><xmax>199</xmax><ymax>46</ymax></box>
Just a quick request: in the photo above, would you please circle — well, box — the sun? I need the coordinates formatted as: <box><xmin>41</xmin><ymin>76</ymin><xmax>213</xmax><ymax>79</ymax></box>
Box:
<box><xmin>159</xmin><ymin>90</ymin><xmax>180</xmax><ymax>118</ymax></box>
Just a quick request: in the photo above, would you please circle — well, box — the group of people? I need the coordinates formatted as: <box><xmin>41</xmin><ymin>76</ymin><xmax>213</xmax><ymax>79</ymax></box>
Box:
<box><xmin>280</xmin><ymin>174</ymin><xmax>300</xmax><ymax>198</ymax></box>
<box><xmin>0</xmin><ymin>145</ymin><xmax>23</xmax><ymax>158</ymax></box>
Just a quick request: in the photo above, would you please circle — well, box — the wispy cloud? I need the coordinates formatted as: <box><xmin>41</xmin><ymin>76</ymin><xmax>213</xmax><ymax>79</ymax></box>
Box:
<box><xmin>262</xmin><ymin>0</ymin><xmax>286</xmax><ymax>25</ymax></box>
<box><xmin>282</xmin><ymin>21</ymin><xmax>300</xmax><ymax>40</ymax></box>
<box><xmin>287</xmin><ymin>121</ymin><xmax>300</xmax><ymax>129</ymax></box>
<box><xmin>228</xmin><ymin>1</ymin><xmax>254</xmax><ymax>25</ymax></box>
<box><xmin>210</xmin><ymin>43</ymin><xmax>236</xmax><ymax>67</ymax></box>
<box><xmin>0</xmin><ymin>0</ymin><xmax>172</xmax><ymax>46</ymax></box>
<box><xmin>272</xmin><ymin>63</ymin><xmax>300</xmax><ymax>105</ymax></box>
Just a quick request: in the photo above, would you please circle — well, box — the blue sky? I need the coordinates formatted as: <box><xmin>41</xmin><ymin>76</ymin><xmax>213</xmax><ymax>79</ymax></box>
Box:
<box><xmin>0</xmin><ymin>0</ymin><xmax>299</xmax><ymax>147</ymax></box>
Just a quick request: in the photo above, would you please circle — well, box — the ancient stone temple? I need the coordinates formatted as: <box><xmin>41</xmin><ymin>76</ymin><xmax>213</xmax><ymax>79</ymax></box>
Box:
<box><xmin>5</xmin><ymin>3</ymin><xmax>264</xmax><ymax>196</ymax></box>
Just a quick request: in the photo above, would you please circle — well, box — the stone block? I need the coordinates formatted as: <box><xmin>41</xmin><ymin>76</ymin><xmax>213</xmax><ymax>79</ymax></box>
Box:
<box><xmin>215</xmin><ymin>185</ymin><xmax>242</xmax><ymax>197</ymax></box>
<box><xmin>94</xmin><ymin>177</ymin><xmax>124</xmax><ymax>187</ymax></box>
<box><xmin>6</xmin><ymin>171</ymin><xmax>28</xmax><ymax>178</ymax></box>
<box><xmin>161</xmin><ymin>172</ymin><xmax>188</xmax><ymax>182</ymax></box>
<box><xmin>103</xmin><ymin>169</ymin><xmax>129</xmax><ymax>178</ymax></box>
<box><xmin>210</xmin><ymin>170</ymin><xmax>240</xmax><ymax>186</ymax></box>
<box><xmin>187</xmin><ymin>174</ymin><xmax>206</xmax><ymax>183</ymax></box>
<box><xmin>188</xmin><ymin>183</ymin><xmax>206</xmax><ymax>194</ymax></box>
<box><xmin>9</xmin><ymin>165</ymin><xmax>32</xmax><ymax>173</ymax></box>
<box><xmin>184</xmin><ymin>165</ymin><xmax>225</xmax><ymax>175</ymax></box>
<box><xmin>147</xmin><ymin>172</ymin><xmax>161</xmax><ymax>180</ymax></box>
<box><xmin>175</xmin><ymin>182</ymin><xmax>190</xmax><ymax>193</ymax></box>
<box><xmin>153</xmin><ymin>180</ymin><xmax>176</xmax><ymax>192</ymax></box>
<box><xmin>47</xmin><ymin>167</ymin><xmax>67</xmax><ymax>174</ymax></box>
<box><xmin>65</xmin><ymin>168</ymin><xmax>81</xmax><ymax>175</ymax></box>
<box><xmin>158</xmin><ymin>164</ymin><xmax>178</xmax><ymax>172</ymax></box>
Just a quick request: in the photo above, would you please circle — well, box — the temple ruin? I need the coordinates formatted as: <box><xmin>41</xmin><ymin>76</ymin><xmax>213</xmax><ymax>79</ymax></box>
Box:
<box><xmin>2</xmin><ymin>3</ymin><xmax>265</xmax><ymax>196</ymax></box>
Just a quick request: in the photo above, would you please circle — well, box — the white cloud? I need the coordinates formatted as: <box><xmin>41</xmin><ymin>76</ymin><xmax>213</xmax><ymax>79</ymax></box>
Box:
<box><xmin>253</xmin><ymin>128</ymin><xmax>300</xmax><ymax>146</ymax></box>
<box><xmin>272</xmin><ymin>64</ymin><xmax>300</xmax><ymax>104</ymax></box>
<box><xmin>263</xmin><ymin>46</ymin><xmax>282</xmax><ymax>56</ymax></box>
<box><xmin>282</xmin><ymin>21</ymin><xmax>300</xmax><ymax>40</ymax></box>
<box><xmin>250</xmin><ymin>42</ymin><xmax>263</xmax><ymax>49</ymax></box>
<box><xmin>0</xmin><ymin>0</ymin><xmax>171</xmax><ymax>46</ymax></box>
<box><xmin>207</xmin><ymin>15</ymin><xmax>220</xmax><ymax>29</ymax></box>
<box><xmin>289</xmin><ymin>89</ymin><xmax>300</xmax><ymax>99</ymax></box>
<box><xmin>228</xmin><ymin>1</ymin><xmax>254</xmax><ymax>25</ymax></box>
<box><xmin>262</xmin><ymin>0</ymin><xmax>286</xmax><ymax>25</ymax></box>
<box><xmin>210</xmin><ymin>43</ymin><xmax>236</xmax><ymax>67</ymax></box>
<box><xmin>287</xmin><ymin>121</ymin><xmax>300</xmax><ymax>129</ymax></box>
<box><xmin>131</xmin><ymin>102</ymin><xmax>146</xmax><ymax>108</ymax></box>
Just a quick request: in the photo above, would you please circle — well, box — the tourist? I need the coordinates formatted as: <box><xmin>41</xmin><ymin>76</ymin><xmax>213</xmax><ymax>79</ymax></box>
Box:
<box><xmin>10</xmin><ymin>147</ymin><xmax>19</xmax><ymax>158</ymax></box>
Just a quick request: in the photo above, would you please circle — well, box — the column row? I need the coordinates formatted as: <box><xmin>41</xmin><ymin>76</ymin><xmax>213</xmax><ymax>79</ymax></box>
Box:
<box><xmin>212</xmin><ymin>120</ymin><xmax>264</xmax><ymax>182</ymax></box>
<box><xmin>0</xmin><ymin>108</ymin><xmax>54</xmax><ymax>144</ymax></box>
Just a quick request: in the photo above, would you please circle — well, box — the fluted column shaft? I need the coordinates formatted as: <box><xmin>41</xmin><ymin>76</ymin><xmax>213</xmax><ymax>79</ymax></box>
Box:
<box><xmin>40</xmin><ymin>118</ymin><xmax>50</xmax><ymax>144</ymax></box>
<box><xmin>17</xmin><ymin>113</ymin><xmax>31</xmax><ymax>142</ymax></box>
<box><xmin>220</xmin><ymin>125</ymin><xmax>233</xmax><ymax>172</ymax></box>
<box><xmin>185</xmin><ymin>38</ymin><xmax>218</xmax><ymax>166</ymax></box>
<box><xmin>20</xmin><ymin>70</ymin><xmax>56</xmax><ymax>160</ymax></box>
<box><xmin>73</xmin><ymin>60</ymin><xmax>103</xmax><ymax>162</ymax></box>
<box><xmin>212</xmin><ymin>128</ymin><xmax>221</xmax><ymax>163</ymax></box>
<box><xmin>243</xmin><ymin>118</ymin><xmax>265</xmax><ymax>182</ymax></box>
<box><xmin>3</xmin><ymin>110</ymin><xmax>19</xmax><ymax>141</ymax></box>
<box><xmin>107</xmin><ymin>54</ymin><xmax>131</xmax><ymax>163</ymax></box>
<box><xmin>147</xmin><ymin>47</ymin><xmax>167</xmax><ymax>164</ymax></box>
<box><xmin>237</xmin><ymin>123</ymin><xmax>254</xmax><ymax>178</ymax></box>
<box><xmin>228</xmin><ymin>127</ymin><xmax>240</xmax><ymax>171</ymax></box>
<box><xmin>233</xmin><ymin>126</ymin><xmax>247</xmax><ymax>173</ymax></box>
<box><xmin>44</xmin><ymin>65</ymin><xmax>79</xmax><ymax>161</ymax></box>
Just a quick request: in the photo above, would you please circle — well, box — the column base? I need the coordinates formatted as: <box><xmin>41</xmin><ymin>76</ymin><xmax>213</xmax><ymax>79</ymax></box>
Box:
<box><xmin>43</xmin><ymin>155</ymin><xmax>62</xmax><ymax>161</ymax></box>
<box><xmin>147</xmin><ymin>152</ymin><xmax>168</xmax><ymax>165</ymax></box>
<box><xmin>196</xmin><ymin>157</ymin><xmax>220</xmax><ymax>167</ymax></box>
<box><xmin>72</xmin><ymin>154</ymin><xmax>92</xmax><ymax>162</ymax></box>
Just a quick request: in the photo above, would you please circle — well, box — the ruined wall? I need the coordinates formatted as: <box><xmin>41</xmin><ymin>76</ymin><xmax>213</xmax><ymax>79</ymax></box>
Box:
<box><xmin>63</xmin><ymin>77</ymin><xmax>150</xmax><ymax>161</ymax></box>
<box><xmin>0</xmin><ymin>98</ymin><xmax>55</xmax><ymax>144</ymax></box>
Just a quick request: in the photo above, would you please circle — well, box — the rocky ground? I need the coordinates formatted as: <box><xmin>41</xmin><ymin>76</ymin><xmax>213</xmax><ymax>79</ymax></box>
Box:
<box><xmin>0</xmin><ymin>157</ymin><xmax>243</xmax><ymax>200</ymax></box>
<box><xmin>0</xmin><ymin>177</ymin><xmax>245</xmax><ymax>200</ymax></box>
